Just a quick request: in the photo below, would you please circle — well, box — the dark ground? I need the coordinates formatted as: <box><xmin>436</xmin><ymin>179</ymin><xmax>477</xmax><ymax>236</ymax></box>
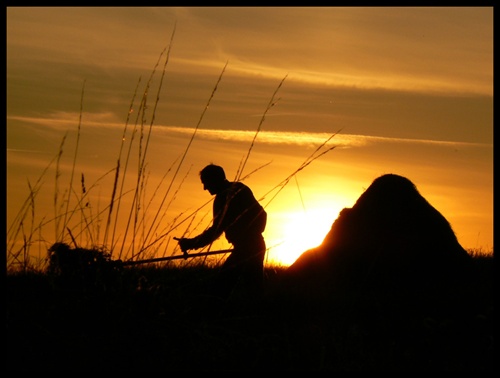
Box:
<box><xmin>5</xmin><ymin>255</ymin><xmax>494</xmax><ymax>372</ymax></box>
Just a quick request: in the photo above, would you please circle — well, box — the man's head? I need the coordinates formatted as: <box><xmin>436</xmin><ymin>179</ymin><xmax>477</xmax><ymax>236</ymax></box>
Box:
<box><xmin>200</xmin><ymin>164</ymin><xmax>227</xmax><ymax>195</ymax></box>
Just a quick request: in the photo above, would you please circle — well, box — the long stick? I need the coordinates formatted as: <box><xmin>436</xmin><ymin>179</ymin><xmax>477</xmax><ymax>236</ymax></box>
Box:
<box><xmin>122</xmin><ymin>249</ymin><xmax>233</xmax><ymax>266</ymax></box>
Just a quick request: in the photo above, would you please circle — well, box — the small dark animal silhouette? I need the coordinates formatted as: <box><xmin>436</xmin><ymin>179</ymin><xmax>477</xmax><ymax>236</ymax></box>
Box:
<box><xmin>47</xmin><ymin>242</ymin><xmax>119</xmax><ymax>289</ymax></box>
<box><xmin>285</xmin><ymin>174</ymin><xmax>472</xmax><ymax>301</ymax></box>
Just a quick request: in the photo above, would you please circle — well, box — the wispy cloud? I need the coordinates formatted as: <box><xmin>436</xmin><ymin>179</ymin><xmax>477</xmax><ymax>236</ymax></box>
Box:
<box><xmin>8</xmin><ymin>113</ymin><xmax>490</xmax><ymax>152</ymax></box>
<box><xmin>7</xmin><ymin>7</ymin><xmax>493</xmax><ymax>96</ymax></box>
<box><xmin>161</xmin><ymin>126</ymin><xmax>491</xmax><ymax>149</ymax></box>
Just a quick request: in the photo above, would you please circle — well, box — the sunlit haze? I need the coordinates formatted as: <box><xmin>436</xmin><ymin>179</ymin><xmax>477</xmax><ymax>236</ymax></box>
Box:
<box><xmin>6</xmin><ymin>7</ymin><xmax>493</xmax><ymax>268</ymax></box>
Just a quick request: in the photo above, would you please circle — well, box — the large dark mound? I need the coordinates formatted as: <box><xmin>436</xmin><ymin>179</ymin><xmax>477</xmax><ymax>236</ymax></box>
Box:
<box><xmin>284</xmin><ymin>174</ymin><xmax>473</xmax><ymax>303</ymax></box>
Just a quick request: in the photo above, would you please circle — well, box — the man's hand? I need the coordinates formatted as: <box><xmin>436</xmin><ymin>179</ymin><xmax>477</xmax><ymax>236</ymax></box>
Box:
<box><xmin>174</xmin><ymin>237</ymin><xmax>196</xmax><ymax>253</ymax></box>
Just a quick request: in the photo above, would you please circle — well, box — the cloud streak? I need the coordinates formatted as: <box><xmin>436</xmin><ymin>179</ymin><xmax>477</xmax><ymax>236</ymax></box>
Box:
<box><xmin>8</xmin><ymin>113</ymin><xmax>490</xmax><ymax>154</ymax></box>
<box><xmin>7</xmin><ymin>7</ymin><xmax>493</xmax><ymax>96</ymax></box>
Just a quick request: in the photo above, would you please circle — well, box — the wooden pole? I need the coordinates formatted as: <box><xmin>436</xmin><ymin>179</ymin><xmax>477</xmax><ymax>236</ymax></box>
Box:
<box><xmin>121</xmin><ymin>249</ymin><xmax>233</xmax><ymax>266</ymax></box>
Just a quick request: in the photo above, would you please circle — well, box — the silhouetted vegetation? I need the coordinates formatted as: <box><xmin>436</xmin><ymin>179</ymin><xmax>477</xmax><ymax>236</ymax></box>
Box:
<box><xmin>5</xmin><ymin>251</ymin><xmax>493</xmax><ymax>372</ymax></box>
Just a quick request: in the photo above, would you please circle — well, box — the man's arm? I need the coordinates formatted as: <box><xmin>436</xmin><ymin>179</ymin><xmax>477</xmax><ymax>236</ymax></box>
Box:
<box><xmin>175</xmin><ymin>195</ymin><xmax>227</xmax><ymax>252</ymax></box>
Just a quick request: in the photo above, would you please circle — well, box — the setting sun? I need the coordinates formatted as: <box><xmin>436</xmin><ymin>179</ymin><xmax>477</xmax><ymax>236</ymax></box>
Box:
<box><xmin>266</xmin><ymin>207</ymin><xmax>339</xmax><ymax>266</ymax></box>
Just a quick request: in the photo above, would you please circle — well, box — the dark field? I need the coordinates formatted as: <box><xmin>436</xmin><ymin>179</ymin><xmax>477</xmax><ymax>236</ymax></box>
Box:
<box><xmin>5</xmin><ymin>255</ymin><xmax>494</xmax><ymax>372</ymax></box>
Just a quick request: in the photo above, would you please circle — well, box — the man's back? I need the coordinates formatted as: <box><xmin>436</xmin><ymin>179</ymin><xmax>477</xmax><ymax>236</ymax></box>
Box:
<box><xmin>215</xmin><ymin>181</ymin><xmax>266</xmax><ymax>245</ymax></box>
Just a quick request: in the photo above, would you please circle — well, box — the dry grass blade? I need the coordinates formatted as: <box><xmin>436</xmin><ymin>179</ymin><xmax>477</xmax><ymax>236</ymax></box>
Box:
<box><xmin>53</xmin><ymin>132</ymin><xmax>67</xmax><ymax>240</ymax></box>
<box><xmin>261</xmin><ymin>129</ymin><xmax>342</xmax><ymax>208</ymax></box>
<box><xmin>131</xmin><ymin>197</ymin><xmax>213</xmax><ymax>260</ymax></box>
<box><xmin>59</xmin><ymin>167</ymin><xmax>121</xmax><ymax>246</ymax></box>
<box><xmin>238</xmin><ymin>160</ymin><xmax>273</xmax><ymax>182</ymax></box>
<box><xmin>237</xmin><ymin>74</ymin><xmax>287</xmax><ymax>181</ymax></box>
<box><xmin>139</xmin><ymin>23</ymin><xmax>176</xmax><ymax>174</ymax></box>
<box><xmin>60</xmin><ymin>80</ymin><xmax>86</xmax><ymax>241</ymax></box>
<box><xmin>7</xmin><ymin>180</ymin><xmax>36</xmax><ymax>270</ymax></box>
<box><xmin>132</xmin><ymin>26</ymin><xmax>177</xmax><ymax>252</ymax></box>
<box><xmin>7</xmin><ymin>150</ymin><xmax>60</xmax><ymax>263</ymax></box>
<box><xmin>104</xmin><ymin>76</ymin><xmax>142</xmax><ymax>248</ymax></box>
<box><xmin>122</xmin><ymin>156</ymin><xmax>182</xmax><ymax>254</ymax></box>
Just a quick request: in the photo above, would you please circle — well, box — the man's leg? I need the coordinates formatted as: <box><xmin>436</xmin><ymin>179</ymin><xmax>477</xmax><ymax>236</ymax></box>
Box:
<box><xmin>210</xmin><ymin>253</ymin><xmax>241</xmax><ymax>299</ymax></box>
<box><xmin>240</xmin><ymin>235</ymin><xmax>266</xmax><ymax>298</ymax></box>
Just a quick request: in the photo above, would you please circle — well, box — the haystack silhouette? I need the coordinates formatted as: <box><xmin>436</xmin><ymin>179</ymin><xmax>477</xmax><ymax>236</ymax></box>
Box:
<box><xmin>284</xmin><ymin>174</ymin><xmax>473</xmax><ymax>305</ymax></box>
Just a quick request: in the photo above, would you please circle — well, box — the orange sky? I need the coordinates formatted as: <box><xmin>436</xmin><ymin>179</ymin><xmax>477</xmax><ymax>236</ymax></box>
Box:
<box><xmin>6</xmin><ymin>7</ymin><xmax>493</xmax><ymax>267</ymax></box>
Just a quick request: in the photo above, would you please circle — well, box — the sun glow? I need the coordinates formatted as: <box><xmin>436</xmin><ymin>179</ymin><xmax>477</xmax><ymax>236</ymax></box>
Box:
<box><xmin>266</xmin><ymin>208</ymin><xmax>338</xmax><ymax>267</ymax></box>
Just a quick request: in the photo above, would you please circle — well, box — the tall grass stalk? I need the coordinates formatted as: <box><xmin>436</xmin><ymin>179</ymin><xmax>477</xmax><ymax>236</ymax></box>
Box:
<box><xmin>295</xmin><ymin>175</ymin><xmax>306</xmax><ymax>212</ymax></box>
<box><xmin>104</xmin><ymin>76</ymin><xmax>141</xmax><ymax>248</ymax></box>
<box><xmin>68</xmin><ymin>173</ymin><xmax>93</xmax><ymax>247</ymax></box>
<box><xmin>123</xmin><ymin>157</ymin><xmax>181</xmax><ymax>257</ymax></box>
<box><xmin>136</xmin><ymin>196</ymin><xmax>214</xmax><ymax>259</ymax></box>
<box><xmin>62</xmin><ymin>168</ymin><xmax>126</xmax><ymax>244</ymax></box>
<box><xmin>139</xmin><ymin>25</ymin><xmax>176</xmax><ymax>181</ymax></box>
<box><xmin>53</xmin><ymin>132</ymin><xmax>67</xmax><ymax>241</ymax></box>
<box><xmin>59</xmin><ymin>80</ymin><xmax>86</xmax><ymax>241</ymax></box>
<box><xmin>8</xmin><ymin>181</ymin><xmax>46</xmax><ymax>271</ymax></box>
<box><xmin>23</xmin><ymin>181</ymin><xmax>36</xmax><ymax>269</ymax></box>
<box><xmin>116</xmin><ymin>28</ymin><xmax>176</xmax><ymax>260</ymax></box>
<box><xmin>261</xmin><ymin>129</ymin><xmax>341</xmax><ymax>208</ymax></box>
<box><xmin>143</xmin><ymin>162</ymin><xmax>191</xmax><ymax>257</ymax></box>
<box><xmin>237</xmin><ymin>74</ymin><xmax>287</xmax><ymax>181</ymax></box>
<box><xmin>7</xmin><ymin>150</ymin><xmax>60</xmax><ymax>269</ymax></box>
<box><xmin>116</xmin><ymin>79</ymin><xmax>155</xmax><ymax>259</ymax></box>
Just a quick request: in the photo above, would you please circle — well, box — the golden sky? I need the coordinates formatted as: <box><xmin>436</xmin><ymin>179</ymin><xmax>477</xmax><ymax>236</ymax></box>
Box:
<box><xmin>6</xmin><ymin>7</ymin><xmax>493</xmax><ymax>266</ymax></box>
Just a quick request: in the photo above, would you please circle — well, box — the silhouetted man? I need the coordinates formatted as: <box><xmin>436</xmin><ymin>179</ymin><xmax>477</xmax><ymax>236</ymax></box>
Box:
<box><xmin>175</xmin><ymin>164</ymin><xmax>267</xmax><ymax>299</ymax></box>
